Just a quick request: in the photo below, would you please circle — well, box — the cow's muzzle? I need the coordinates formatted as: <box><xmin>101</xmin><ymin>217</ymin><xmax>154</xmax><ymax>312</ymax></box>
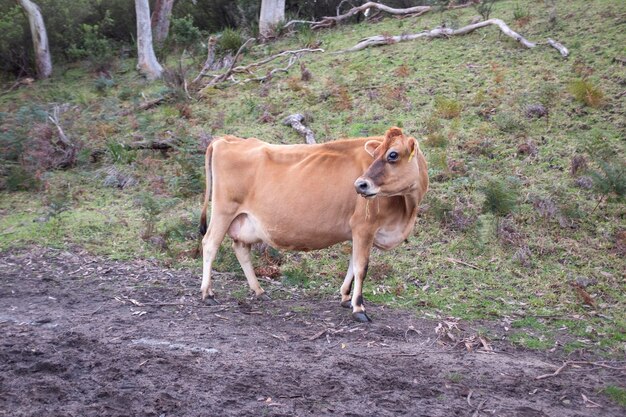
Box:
<box><xmin>354</xmin><ymin>177</ymin><xmax>379</xmax><ymax>198</ymax></box>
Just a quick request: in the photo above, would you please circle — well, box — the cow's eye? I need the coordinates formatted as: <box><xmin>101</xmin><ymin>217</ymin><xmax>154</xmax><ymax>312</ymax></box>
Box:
<box><xmin>387</xmin><ymin>151</ymin><xmax>399</xmax><ymax>162</ymax></box>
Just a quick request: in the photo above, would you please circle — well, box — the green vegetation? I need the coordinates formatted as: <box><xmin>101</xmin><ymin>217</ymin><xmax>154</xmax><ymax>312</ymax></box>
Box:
<box><xmin>603</xmin><ymin>386</ymin><xmax>626</xmax><ymax>408</ymax></box>
<box><xmin>1</xmin><ymin>0</ymin><xmax>625</xmax><ymax>357</ymax></box>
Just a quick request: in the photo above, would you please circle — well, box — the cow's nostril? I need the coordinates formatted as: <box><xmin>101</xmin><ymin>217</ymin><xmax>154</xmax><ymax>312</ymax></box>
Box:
<box><xmin>358</xmin><ymin>181</ymin><xmax>368</xmax><ymax>190</ymax></box>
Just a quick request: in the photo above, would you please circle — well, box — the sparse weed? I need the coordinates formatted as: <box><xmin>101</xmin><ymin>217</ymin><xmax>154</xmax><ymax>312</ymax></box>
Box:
<box><xmin>603</xmin><ymin>386</ymin><xmax>626</xmax><ymax>408</ymax></box>
<box><xmin>568</xmin><ymin>79</ymin><xmax>604</xmax><ymax>108</ymax></box>
<box><xmin>283</xmin><ymin>260</ymin><xmax>311</xmax><ymax>288</ymax></box>
<box><xmin>434</xmin><ymin>96</ymin><xmax>461</xmax><ymax>119</ymax></box>
<box><xmin>493</xmin><ymin>111</ymin><xmax>525</xmax><ymax>133</ymax></box>
<box><xmin>106</xmin><ymin>140</ymin><xmax>137</xmax><ymax>165</ymax></box>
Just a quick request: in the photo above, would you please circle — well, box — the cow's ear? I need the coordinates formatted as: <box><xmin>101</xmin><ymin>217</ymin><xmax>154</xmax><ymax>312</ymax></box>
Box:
<box><xmin>407</xmin><ymin>137</ymin><xmax>418</xmax><ymax>162</ymax></box>
<box><xmin>364</xmin><ymin>140</ymin><xmax>380</xmax><ymax>157</ymax></box>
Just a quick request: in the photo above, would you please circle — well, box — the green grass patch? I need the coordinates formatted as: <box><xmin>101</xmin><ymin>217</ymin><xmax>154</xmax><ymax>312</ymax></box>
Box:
<box><xmin>603</xmin><ymin>386</ymin><xmax>626</xmax><ymax>408</ymax></box>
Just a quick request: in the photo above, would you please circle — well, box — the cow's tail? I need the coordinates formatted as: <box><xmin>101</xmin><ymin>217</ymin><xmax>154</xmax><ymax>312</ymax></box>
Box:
<box><xmin>199</xmin><ymin>138</ymin><xmax>215</xmax><ymax>238</ymax></box>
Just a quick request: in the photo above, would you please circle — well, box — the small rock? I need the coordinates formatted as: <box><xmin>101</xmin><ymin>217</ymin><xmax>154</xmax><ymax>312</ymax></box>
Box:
<box><xmin>525</xmin><ymin>104</ymin><xmax>548</xmax><ymax>119</ymax></box>
<box><xmin>574</xmin><ymin>176</ymin><xmax>593</xmax><ymax>189</ymax></box>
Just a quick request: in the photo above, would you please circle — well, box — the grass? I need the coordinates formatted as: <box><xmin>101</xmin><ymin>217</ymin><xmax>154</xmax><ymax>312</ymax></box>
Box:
<box><xmin>603</xmin><ymin>385</ymin><xmax>626</xmax><ymax>408</ymax></box>
<box><xmin>1</xmin><ymin>0</ymin><xmax>625</xmax><ymax>357</ymax></box>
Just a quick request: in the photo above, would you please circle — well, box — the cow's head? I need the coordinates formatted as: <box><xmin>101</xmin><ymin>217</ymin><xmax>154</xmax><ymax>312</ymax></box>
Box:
<box><xmin>355</xmin><ymin>127</ymin><xmax>422</xmax><ymax>198</ymax></box>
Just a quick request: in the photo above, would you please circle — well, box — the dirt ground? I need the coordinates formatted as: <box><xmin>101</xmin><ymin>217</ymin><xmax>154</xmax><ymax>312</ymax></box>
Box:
<box><xmin>1</xmin><ymin>247</ymin><xmax>624</xmax><ymax>417</ymax></box>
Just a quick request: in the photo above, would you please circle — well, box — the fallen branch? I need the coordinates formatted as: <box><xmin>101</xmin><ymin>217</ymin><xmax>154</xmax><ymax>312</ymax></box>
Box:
<box><xmin>547</xmin><ymin>38</ymin><xmax>569</xmax><ymax>57</ymax></box>
<box><xmin>120</xmin><ymin>96</ymin><xmax>166</xmax><ymax>115</ymax></box>
<box><xmin>337</xmin><ymin>18</ymin><xmax>568</xmax><ymax>58</ymax></box>
<box><xmin>202</xmin><ymin>37</ymin><xmax>256</xmax><ymax>87</ymax></box>
<box><xmin>285</xmin><ymin>1</ymin><xmax>473</xmax><ymax>30</ymax></box>
<box><xmin>283</xmin><ymin>113</ymin><xmax>316</xmax><ymax>144</ymax></box>
<box><xmin>201</xmin><ymin>46</ymin><xmax>324</xmax><ymax>87</ymax></box>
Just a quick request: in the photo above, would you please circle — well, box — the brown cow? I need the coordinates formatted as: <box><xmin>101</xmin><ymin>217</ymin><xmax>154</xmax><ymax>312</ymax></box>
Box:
<box><xmin>199</xmin><ymin>127</ymin><xmax>428</xmax><ymax>322</ymax></box>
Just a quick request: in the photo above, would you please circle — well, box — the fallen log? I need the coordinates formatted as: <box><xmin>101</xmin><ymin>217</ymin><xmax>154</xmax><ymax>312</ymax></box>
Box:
<box><xmin>337</xmin><ymin>18</ymin><xmax>568</xmax><ymax>58</ymax></box>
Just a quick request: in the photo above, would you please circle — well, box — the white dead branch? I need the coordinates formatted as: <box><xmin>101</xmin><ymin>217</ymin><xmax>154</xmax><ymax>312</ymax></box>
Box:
<box><xmin>285</xmin><ymin>1</ymin><xmax>474</xmax><ymax>30</ymax></box>
<box><xmin>283</xmin><ymin>114</ymin><xmax>316</xmax><ymax>144</ymax></box>
<box><xmin>547</xmin><ymin>38</ymin><xmax>569</xmax><ymax>57</ymax></box>
<box><xmin>197</xmin><ymin>39</ymin><xmax>324</xmax><ymax>87</ymax></box>
<box><xmin>337</xmin><ymin>18</ymin><xmax>568</xmax><ymax>58</ymax></box>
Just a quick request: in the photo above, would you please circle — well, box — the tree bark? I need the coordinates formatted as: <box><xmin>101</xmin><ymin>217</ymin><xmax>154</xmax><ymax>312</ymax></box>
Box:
<box><xmin>135</xmin><ymin>0</ymin><xmax>163</xmax><ymax>80</ymax></box>
<box><xmin>151</xmin><ymin>0</ymin><xmax>175</xmax><ymax>47</ymax></box>
<box><xmin>17</xmin><ymin>0</ymin><xmax>52</xmax><ymax>79</ymax></box>
<box><xmin>259</xmin><ymin>0</ymin><xmax>285</xmax><ymax>37</ymax></box>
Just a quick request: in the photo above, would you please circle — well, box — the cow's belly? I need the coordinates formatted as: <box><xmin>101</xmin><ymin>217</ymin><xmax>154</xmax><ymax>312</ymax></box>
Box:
<box><xmin>227</xmin><ymin>212</ymin><xmax>350</xmax><ymax>251</ymax></box>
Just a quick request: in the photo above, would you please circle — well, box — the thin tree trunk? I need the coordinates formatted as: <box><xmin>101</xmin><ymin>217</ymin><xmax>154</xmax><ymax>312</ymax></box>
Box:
<box><xmin>17</xmin><ymin>0</ymin><xmax>52</xmax><ymax>78</ymax></box>
<box><xmin>135</xmin><ymin>0</ymin><xmax>163</xmax><ymax>80</ymax></box>
<box><xmin>259</xmin><ymin>0</ymin><xmax>285</xmax><ymax>37</ymax></box>
<box><xmin>151</xmin><ymin>0</ymin><xmax>175</xmax><ymax>47</ymax></box>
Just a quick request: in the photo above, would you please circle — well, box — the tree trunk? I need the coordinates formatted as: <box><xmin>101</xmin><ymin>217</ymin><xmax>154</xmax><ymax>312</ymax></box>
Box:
<box><xmin>17</xmin><ymin>0</ymin><xmax>52</xmax><ymax>79</ymax></box>
<box><xmin>135</xmin><ymin>0</ymin><xmax>163</xmax><ymax>80</ymax></box>
<box><xmin>151</xmin><ymin>0</ymin><xmax>175</xmax><ymax>47</ymax></box>
<box><xmin>259</xmin><ymin>0</ymin><xmax>285</xmax><ymax>37</ymax></box>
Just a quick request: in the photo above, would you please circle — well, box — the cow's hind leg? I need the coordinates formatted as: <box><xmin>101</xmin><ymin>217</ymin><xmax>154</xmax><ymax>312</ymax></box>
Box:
<box><xmin>339</xmin><ymin>255</ymin><xmax>354</xmax><ymax>308</ymax></box>
<box><xmin>201</xmin><ymin>217</ymin><xmax>231</xmax><ymax>304</ymax></box>
<box><xmin>232</xmin><ymin>240</ymin><xmax>267</xmax><ymax>299</ymax></box>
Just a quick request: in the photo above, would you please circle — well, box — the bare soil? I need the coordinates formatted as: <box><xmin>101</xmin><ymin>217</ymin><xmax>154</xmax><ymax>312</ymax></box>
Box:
<box><xmin>1</xmin><ymin>247</ymin><xmax>624</xmax><ymax>417</ymax></box>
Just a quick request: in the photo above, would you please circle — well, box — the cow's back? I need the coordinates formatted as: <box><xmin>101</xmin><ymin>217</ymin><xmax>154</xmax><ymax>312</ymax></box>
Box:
<box><xmin>210</xmin><ymin>137</ymin><xmax>373</xmax><ymax>250</ymax></box>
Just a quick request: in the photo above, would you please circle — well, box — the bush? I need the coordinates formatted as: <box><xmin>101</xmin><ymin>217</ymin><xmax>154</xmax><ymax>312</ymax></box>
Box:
<box><xmin>480</xmin><ymin>177</ymin><xmax>519</xmax><ymax>217</ymax></box>
<box><xmin>217</xmin><ymin>27</ymin><xmax>245</xmax><ymax>55</ymax></box>
<box><xmin>169</xmin><ymin>15</ymin><xmax>203</xmax><ymax>51</ymax></box>
<box><xmin>67</xmin><ymin>18</ymin><xmax>116</xmax><ymax>71</ymax></box>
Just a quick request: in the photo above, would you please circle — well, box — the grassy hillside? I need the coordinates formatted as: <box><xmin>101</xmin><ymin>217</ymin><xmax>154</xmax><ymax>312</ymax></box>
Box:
<box><xmin>1</xmin><ymin>0</ymin><xmax>625</xmax><ymax>357</ymax></box>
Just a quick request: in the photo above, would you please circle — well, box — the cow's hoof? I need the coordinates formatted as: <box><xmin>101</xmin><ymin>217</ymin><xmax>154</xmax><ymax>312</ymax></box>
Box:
<box><xmin>256</xmin><ymin>293</ymin><xmax>271</xmax><ymax>301</ymax></box>
<box><xmin>204</xmin><ymin>296</ymin><xmax>220</xmax><ymax>306</ymax></box>
<box><xmin>341</xmin><ymin>300</ymin><xmax>352</xmax><ymax>309</ymax></box>
<box><xmin>352</xmin><ymin>311</ymin><xmax>372</xmax><ymax>323</ymax></box>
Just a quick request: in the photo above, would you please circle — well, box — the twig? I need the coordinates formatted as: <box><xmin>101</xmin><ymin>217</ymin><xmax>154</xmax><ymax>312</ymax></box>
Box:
<box><xmin>535</xmin><ymin>361</ymin><xmax>570</xmax><ymax>380</ymax></box>
<box><xmin>307</xmin><ymin>329</ymin><xmax>327</xmax><ymax>341</ymax></box>
<box><xmin>446</xmin><ymin>257</ymin><xmax>481</xmax><ymax>270</ymax></box>
<box><xmin>535</xmin><ymin>360</ymin><xmax>626</xmax><ymax>380</ymax></box>
<box><xmin>471</xmin><ymin>399</ymin><xmax>487</xmax><ymax>417</ymax></box>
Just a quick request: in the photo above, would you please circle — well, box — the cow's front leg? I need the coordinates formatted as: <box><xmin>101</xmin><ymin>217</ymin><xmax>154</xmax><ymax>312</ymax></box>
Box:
<box><xmin>350</xmin><ymin>234</ymin><xmax>374</xmax><ymax>323</ymax></box>
<box><xmin>339</xmin><ymin>255</ymin><xmax>354</xmax><ymax>308</ymax></box>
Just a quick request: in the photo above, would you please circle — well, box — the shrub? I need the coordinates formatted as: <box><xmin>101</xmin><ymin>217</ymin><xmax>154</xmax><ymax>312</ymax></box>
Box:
<box><xmin>589</xmin><ymin>159</ymin><xmax>625</xmax><ymax>202</ymax></box>
<box><xmin>480</xmin><ymin>177</ymin><xmax>519</xmax><ymax>217</ymax></box>
<box><xmin>568</xmin><ymin>79</ymin><xmax>604</xmax><ymax>108</ymax></box>
<box><xmin>217</xmin><ymin>27</ymin><xmax>245</xmax><ymax>55</ymax></box>
<box><xmin>169</xmin><ymin>15</ymin><xmax>203</xmax><ymax>51</ymax></box>
<box><xmin>67</xmin><ymin>16</ymin><xmax>116</xmax><ymax>71</ymax></box>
